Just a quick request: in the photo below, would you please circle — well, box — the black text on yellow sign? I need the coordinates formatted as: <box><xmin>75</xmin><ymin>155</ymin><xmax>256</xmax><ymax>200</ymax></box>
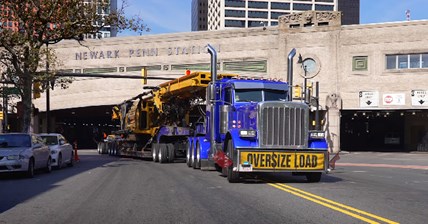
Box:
<box><xmin>240</xmin><ymin>152</ymin><xmax>325</xmax><ymax>170</ymax></box>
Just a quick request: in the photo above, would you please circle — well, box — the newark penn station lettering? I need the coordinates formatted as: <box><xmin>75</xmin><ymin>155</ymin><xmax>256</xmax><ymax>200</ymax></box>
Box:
<box><xmin>75</xmin><ymin>45</ymin><xmax>220</xmax><ymax>60</ymax></box>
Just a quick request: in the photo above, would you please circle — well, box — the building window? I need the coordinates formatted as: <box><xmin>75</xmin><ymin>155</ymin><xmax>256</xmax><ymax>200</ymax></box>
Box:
<box><xmin>386</xmin><ymin>53</ymin><xmax>428</xmax><ymax>70</ymax></box>
<box><xmin>293</xmin><ymin>3</ymin><xmax>312</xmax><ymax>10</ymax></box>
<box><xmin>410</xmin><ymin>54</ymin><xmax>420</xmax><ymax>68</ymax></box>
<box><xmin>315</xmin><ymin>0</ymin><xmax>334</xmax><ymax>2</ymax></box>
<box><xmin>248</xmin><ymin>1</ymin><xmax>268</xmax><ymax>9</ymax></box>
<box><xmin>225</xmin><ymin>20</ymin><xmax>245</xmax><ymax>27</ymax></box>
<box><xmin>225</xmin><ymin>10</ymin><xmax>246</xmax><ymax>18</ymax></box>
<box><xmin>248</xmin><ymin>11</ymin><xmax>268</xmax><ymax>19</ymax></box>
<box><xmin>315</xmin><ymin>4</ymin><xmax>334</xmax><ymax>11</ymax></box>
<box><xmin>224</xmin><ymin>60</ymin><xmax>267</xmax><ymax>73</ymax></box>
<box><xmin>248</xmin><ymin>20</ymin><xmax>265</xmax><ymax>27</ymax></box>
<box><xmin>398</xmin><ymin>55</ymin><xmax>408</xmax><ymax>69</ymax></box>
<box><xmin>423</xmin><ymin>54</ymin><xmax>428</xmax><ymax>68</ymax></box>
<box><xmin>271</xmin><ymin>2</ymin><xmax>290</xmax><ymax>10</ymax></box>
<box><xmin>352</xmin><ymin>56</ymin><xmax>368</xmax><ymax>71</ymax></box>
<box><xmin>386</xmin><ymin>55</ymin><xmax>396</xmax><ymax>69</ymax></box>
<box><xmin>271</xmin><ymin>12</ymin><xmax>288</xmax><ymax>19</ymax></box>
<box><xmin>225</xmin><ymin>0</ymin><xmax>245</xmax><ymax>8</ymax></box>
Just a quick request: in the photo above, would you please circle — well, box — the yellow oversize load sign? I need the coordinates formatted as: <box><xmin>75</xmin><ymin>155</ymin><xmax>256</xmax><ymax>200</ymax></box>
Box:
<box><xmin>240</xmin><ymin>152</ymin><xmax>325</xmax><ymax>170</ymax></box>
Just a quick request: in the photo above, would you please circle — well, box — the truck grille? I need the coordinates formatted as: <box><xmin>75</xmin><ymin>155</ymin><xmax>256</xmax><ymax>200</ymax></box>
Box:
<box><xmin>258</xmin><ymin>102</ymin><xmax>309</xmax><ymax>149</ymax></box>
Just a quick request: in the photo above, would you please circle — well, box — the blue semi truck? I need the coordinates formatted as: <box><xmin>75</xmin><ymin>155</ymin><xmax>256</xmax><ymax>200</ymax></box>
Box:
<box><xmin>106</xmin><ymin>44</ymin><xmax>329</xmax><ymax>183</ymax></box>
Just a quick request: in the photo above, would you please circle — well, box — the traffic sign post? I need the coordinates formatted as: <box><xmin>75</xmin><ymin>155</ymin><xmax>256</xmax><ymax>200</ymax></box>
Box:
<box><xmin>359</xmin><ymin>91</ymin><xmax>379</xmax><ymax>107</ymax></box>
<box><xmin>411</xmin><ymin>90</ymin><xmax>428</xmax><ymax>106</ymax></box>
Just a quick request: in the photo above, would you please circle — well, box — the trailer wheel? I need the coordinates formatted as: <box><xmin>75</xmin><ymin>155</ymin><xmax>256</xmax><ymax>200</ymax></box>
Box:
<box><xmin>226</xmin><ymin>140</ymin><xmax>240</xmax><ymax>183</ymax></box>
<box><xmin>193</xmin><ymin>141</ymin><xmax>201</xmax><ymax>169</ymax></box>
<box><xmin>97</xmin><ymin>142</ymin><xmax>102</xmax><ymax>154</ymax></box>
<box><xmin>306</xmin><ymin>172</ymin><xmax>322</xmax><ymax>183</ymax></box>
<box><xmin>167</xmin><ymin>143</ymin><xmax>175</xmax><ymax>163</ymax></box>
<box><xmin>159</xmin><ymin>144</ymin><xmax>168</xmax><ymax>163</ymax></box>
<box><xmin>186</xmin><ymin>140</ymin><xmax>192</xmax><ymax>167</ymax></box>
<box><xmin>152</xmin><ymin>143</ymin><xmax>159</xmax><ymax>162</ymax></box>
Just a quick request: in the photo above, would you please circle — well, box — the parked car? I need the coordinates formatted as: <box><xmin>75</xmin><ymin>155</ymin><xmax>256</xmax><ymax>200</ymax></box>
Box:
<box><xmin>0</xmin><ymin>133</ymin><xmax>52</xmax><ymax>177</ymax></box>
<box><xmin>38</xmin><ymin>133</ymin><xmax>73</xmax><ymax>169</ymax></box>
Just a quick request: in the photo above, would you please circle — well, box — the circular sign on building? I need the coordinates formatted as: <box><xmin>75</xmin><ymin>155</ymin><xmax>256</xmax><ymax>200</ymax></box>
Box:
<box><xmin>299</xmin><ymin>56</ymin><xmax>321</xmax><ymax>79</ymax></box>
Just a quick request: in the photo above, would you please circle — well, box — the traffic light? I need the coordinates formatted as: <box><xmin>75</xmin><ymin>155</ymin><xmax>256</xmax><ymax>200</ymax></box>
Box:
<box><xmin>293</xmin><ymin>85</ymin><xmax>302</xmax><ymax>99</ymax></box>
<box><xmin>141</xmin><ymin>67</ymin><xmax>147</xmax><ymax>85</ymax></box>
<box><xmin>33</xmin><ymin>82</ymin><xmax>42</xmax><ymax>99</ymax></box>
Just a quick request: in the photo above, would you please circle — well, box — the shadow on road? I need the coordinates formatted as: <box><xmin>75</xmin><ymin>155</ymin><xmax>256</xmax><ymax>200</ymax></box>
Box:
<box><xmin>214</xmin><ymin>171</ymin><xmax>343</xmax><ymax>184</ymax></box>
<box><xmin>0</xmin><ymin>150</ymin><xmax>118</xmax><ymax>213</ymax></box>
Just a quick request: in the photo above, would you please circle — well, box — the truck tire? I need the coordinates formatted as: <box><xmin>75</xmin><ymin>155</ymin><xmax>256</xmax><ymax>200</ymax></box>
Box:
<box><xmin>226</xmin><ymin>140</ymin><xmax>240</xmax><ymax>183</ymax></box>
<box><xmin>186</xmin><ymin>140</ymin><xmax>192</xmax><ymax>167</ymax></box>
<box><xmin>167</xmin><ymin>143</ymin><xmax>175</xmax><ymax>163</ymax></box>
<box><xmin>152</xmin><ymin>143</ymin><xmax>159</xmax><ymax>162</ymax></box>
<box><xmin>101</xmin><ymin>142</ymin><xmax>107</xmax><ymax>154</ymax></box>
<box><xmin>97</xmin><ymin>142</ymin><xmax>102</xmax><ymax>154</ymax></box>
<box><xmin>159</xmin><ymin>144</ymin><xmax>168</xmax><ymax>163</ymax></box>
<box><xmin>193</xmin><ymin>141</ymin><xmax>201</xmax><ymax>169</ymax></box>
<box><xmin>306</xmin><ymin>172</ymin><xmax>322</xmax><ymax>183</ymax></box>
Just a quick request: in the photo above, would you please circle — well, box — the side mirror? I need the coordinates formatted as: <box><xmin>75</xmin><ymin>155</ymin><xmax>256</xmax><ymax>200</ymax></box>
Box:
<box><xmin>59</xmin><ymin>139</ymin><xmax>65</xmax><ymax>145</ymax></box>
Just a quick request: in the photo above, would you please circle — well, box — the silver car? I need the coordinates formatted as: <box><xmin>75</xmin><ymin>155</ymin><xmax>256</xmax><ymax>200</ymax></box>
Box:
<box><xmin>38</xmin><ymin>133</ymin><xmax>74</xmax><ymax>169</ymax></box>
<box><xmin>0</xmin><ymin>133</ymin><xmax>52</xmax><ymax>177</ymax></box>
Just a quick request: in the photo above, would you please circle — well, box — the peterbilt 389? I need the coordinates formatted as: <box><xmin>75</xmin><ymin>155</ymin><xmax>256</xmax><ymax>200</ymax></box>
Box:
<box><xmin>102</xmin><ymin>45</ymin><xmax>329</xmax><ymax>183</ymax></box>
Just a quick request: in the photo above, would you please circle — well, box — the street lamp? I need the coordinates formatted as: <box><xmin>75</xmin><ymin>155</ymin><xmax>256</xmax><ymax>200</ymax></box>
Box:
<box><xmin>297</xmin><ymin>54</ymin><xmax>321</xmax><ymax>131</ymax></box>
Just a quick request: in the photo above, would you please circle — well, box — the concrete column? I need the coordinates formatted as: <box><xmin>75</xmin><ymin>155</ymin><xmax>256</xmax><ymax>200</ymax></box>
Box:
<box><xmin>325</xmin><ymin>93</ymin><xmax>342</xmax><ymax>153</ymax></box>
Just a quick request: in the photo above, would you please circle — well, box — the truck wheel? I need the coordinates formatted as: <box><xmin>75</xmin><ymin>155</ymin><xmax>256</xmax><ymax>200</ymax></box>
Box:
<box><xmin>152</xmin><ymin>143</ymin><xmax>159</xmax><ymax>162</ymax></box>
<box><xmin>226</xmin><ymin>140</ymin><xmax>240</xmax><ymax>183</ymax></box>
<box><xmin>306</xmin><ymin>173</ymin><xmax>322</xmax><ymax>183</ymax></box>
<box><xmin>97</xmin><ymin>142</ymin><xmax>102</xmax><ymax>154</ymax></box>
<box><xmin>186</xmin><ymin>140</ymin><xmax>192</xmax><ymax>167</ymax></box>
<box><xmin>193</xmin><ymin>141</ymin><xmax>201</xmax><ymax>169</ymax></box>
<box><xmin>167</xmin><ymin>143</ymin><xmax>175</xmax><ymax>163</ymax></box>
<box><xmin>159</xmin><ymin>144</ymin><xmax>168</xmax><ymax>163</ymax></box>
<box><xmin>101</xmin><ymin>142</ymin><xmax>107</xmax><ymax>154</ymax></box>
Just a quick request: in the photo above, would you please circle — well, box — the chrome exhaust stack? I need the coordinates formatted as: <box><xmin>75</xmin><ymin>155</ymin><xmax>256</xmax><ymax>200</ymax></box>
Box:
<box><xmin>207</xmin><ymin>44</ymin><xmax>217</xmax><ymax>149</ymax></box>
<box><xmin>287</xmin><ymin>48</ymin><xmax>296</xmax><ymax>101</ymax></box>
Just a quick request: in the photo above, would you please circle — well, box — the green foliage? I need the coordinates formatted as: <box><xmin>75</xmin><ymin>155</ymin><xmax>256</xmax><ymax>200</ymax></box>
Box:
<box><xmin>0</xmin><ymin>0</ymin><xmax>149</xmax><ymax>132</ymax></box>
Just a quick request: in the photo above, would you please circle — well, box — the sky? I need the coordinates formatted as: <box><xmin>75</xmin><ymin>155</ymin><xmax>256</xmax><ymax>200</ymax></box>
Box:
<box><xmin>118</xmin><ymin>0</ymin><xmax>428</xmax><ymax>36</ymax></box>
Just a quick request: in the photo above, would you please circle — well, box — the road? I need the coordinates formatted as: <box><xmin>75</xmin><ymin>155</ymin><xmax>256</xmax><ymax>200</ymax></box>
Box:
<box><xmin>0</xmin><ymin>150</ymin><xmax>427</xmax><ymax>224</ymax></box>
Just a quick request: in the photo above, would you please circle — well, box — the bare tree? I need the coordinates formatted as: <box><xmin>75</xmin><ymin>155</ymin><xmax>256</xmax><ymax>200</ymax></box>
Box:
<box><xmin>0</xmin><ymin>0</ymin><xmax>148</xmax><ymax>132</ymax></box>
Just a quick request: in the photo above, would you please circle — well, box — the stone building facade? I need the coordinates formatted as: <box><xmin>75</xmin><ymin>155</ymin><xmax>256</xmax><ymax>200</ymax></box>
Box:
<box><xmin>33</xmin><ymin>11</ymin><xmax>428</xmax><ymax>151</ymax></box>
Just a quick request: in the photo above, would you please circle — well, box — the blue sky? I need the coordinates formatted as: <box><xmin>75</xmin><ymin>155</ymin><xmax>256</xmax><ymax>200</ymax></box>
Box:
<box><xmin>119</xmin><ymin>0</ymin><xmax>428</xmax><ymax>36</ymax></box>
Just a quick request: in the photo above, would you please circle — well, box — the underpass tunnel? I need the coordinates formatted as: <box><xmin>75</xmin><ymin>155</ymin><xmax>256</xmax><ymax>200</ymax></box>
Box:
<box><xmin>340</xmin><ymin>110</ymin><xmax>428</xmax><ymax>152</ymax></box>
<box><xmin>47</xmin><ymin>106</ymin><xmax>119</xmax><ymax>149</ymax></box>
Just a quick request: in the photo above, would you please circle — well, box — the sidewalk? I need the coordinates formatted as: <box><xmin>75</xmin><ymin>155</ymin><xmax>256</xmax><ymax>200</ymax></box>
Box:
<box><xmin>334</xmin><ymin>151</ymin><xmax>428</xmax><ymax>170</ymax></box>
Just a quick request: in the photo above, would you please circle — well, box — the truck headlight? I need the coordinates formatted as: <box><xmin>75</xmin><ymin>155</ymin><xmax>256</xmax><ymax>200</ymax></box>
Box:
<box><xmin>239</xmin><ymin>130</ymin><xmax>256</xmax><ymax>138</ymax></box>
<box><xmin>310</xmin><ymin>131</ymin><xmax>325</xmax><ymax>139</ymax></box>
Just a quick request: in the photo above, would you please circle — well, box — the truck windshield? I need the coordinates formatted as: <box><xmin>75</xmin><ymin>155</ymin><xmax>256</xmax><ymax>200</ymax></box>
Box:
<box><xmin>235</xmin><ymin>89</ymin><xmax>287</xmax><ymax>102</ymax></box>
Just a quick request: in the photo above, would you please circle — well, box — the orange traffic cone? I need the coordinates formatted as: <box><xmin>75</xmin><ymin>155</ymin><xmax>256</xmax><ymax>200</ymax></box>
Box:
<box><xmin>74</xmin><ymin>140</ymin><xmax>80</xmax><ymax>162</ymax></box>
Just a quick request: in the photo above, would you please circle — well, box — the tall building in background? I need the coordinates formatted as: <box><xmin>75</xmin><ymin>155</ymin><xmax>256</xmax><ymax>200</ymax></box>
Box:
<box><xmin>338</xmin><ymin>0</ymin><xmax>359</xmax><ymax>25</ymax></box>
<box><xmin>192</xmin><ymin>0</ymin><xmax>359</xmax><ymax>31</ymax></box>
<box><xmin>83</xmin><ymin>0</ymin><xmax>118</xmax><ymax>39</ymax></box>
<box><xmin>192</xmin><ymin>0</ymin><xmax>209</xmax><ymax>31</ymax></box>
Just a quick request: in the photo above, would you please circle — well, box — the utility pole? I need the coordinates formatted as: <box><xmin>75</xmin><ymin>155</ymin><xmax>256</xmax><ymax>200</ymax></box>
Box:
<box><xmin>46</xmin><ymin>42</ymin><xmax>51</xmax><ymax>133</ymax></box>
